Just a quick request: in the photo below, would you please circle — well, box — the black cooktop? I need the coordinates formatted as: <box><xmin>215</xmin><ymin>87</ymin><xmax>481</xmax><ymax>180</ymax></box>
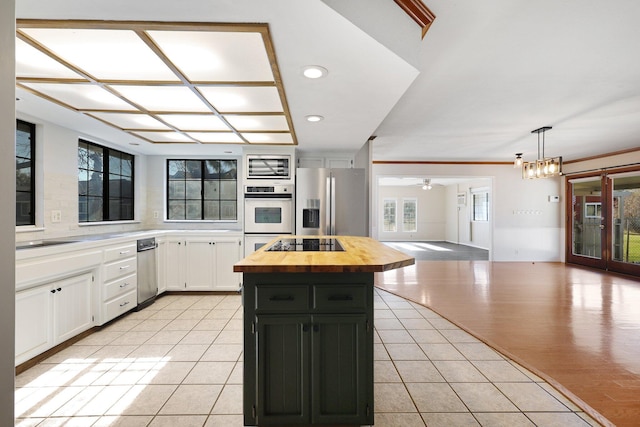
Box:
<box><xmin>266</xmin><ymin>238</ymin><xmax>345</xmax><ymax>252</ymax></box>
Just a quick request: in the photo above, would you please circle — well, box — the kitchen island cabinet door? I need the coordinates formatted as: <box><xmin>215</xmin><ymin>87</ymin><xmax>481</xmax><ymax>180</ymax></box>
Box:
<box><xmin>255</xmin><ymin>314</ymin><xmax>311</xmax><ymax>426</ymax></box>
<box><xmin>311</xmin><ymin>314</ymin><xmax>371</xmax><ymax>425</ymax></box>
<box><xmin>15</xmin><ymin>285</ymin><xmax>53</xmax><ymax>364</ymax></box>
<box><xmin>53</xmin><ymin>273</ymin><xmax>93</xmax><ymax>343</ymax></box>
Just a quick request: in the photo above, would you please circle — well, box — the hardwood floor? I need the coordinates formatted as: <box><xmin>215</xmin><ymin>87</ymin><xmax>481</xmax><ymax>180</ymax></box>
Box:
<box><xmin>375</xmin><ymin>261</ymin><xmax>640</xmax><ymax>427</ymax></box>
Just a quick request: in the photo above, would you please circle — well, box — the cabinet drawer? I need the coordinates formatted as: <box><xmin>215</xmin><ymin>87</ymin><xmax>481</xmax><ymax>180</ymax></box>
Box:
<box><xmin>104</xmin><ymin>243</ymin><xmax>137</xmax><ymax>263</ymax></box>
<box><xmin>105</xmin><ymin>289</ymin><xmax>137</xmax><ymax>321</ymax></box>
<box><xmin>104</xmin><ymin>257</ymin><xmax>137</xmax><ymax>282</ymax></box>
<box><xmin>313</xmin><ymin>285</ymin><xmax>367</xmax><ymax>311</ymax></box>
<box><xmin>104</xmin><ymin>273</ymin><xmax>137</xmax><ymax>302</ymax></box>
<box><xmin>256</xmin><ymin>285</ymin><xmax>309</xmax><ymax>312</ymax></box>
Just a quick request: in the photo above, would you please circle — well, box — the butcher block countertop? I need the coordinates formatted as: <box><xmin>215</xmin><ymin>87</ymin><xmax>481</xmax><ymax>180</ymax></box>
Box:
<box><xmin>234</xmin><ymin>236</ymin><xmax>414</xmax><ymax>273</ymax></box>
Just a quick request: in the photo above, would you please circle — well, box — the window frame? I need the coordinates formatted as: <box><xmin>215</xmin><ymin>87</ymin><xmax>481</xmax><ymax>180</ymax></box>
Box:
<box><xmin>383</xmin><ymin>198</ymin><xmax>397</xmax><ymax>232</ymax></box>
<box><xmin>78</xmin><ymin>139</ymin><xmax>135</xmax><ymax>223</ymax></box>
<box><xmin>166</xmin><ymin>159</ymin><xmax>238</xmax><ymax>222</ymax></box>
<box><xmin>472</xmin><ymin>188</ymin><xmax>490</xmax><ymax>222</ymax></box>
<box><xmin>16</xmin><ymin>119</ymin><xmax>36</xmax><ymax>226</ymax></box>
<box><xmin>402</xmin><ymin>198</ymin><xmax>417</xmax><ymax>232</ymax></box>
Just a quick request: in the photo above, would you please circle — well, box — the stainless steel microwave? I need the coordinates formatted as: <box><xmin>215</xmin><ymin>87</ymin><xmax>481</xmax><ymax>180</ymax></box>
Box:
<box><xmin>245</xmin><ymin>155</ymin><xmax>291</xmax><ymax>180</ymax></box>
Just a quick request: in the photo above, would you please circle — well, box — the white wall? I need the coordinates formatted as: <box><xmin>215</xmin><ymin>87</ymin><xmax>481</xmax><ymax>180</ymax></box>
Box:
<box><xmin>377</xmin><ymin>178</ymin><xmax>491</xmax><ymax>249</ymax></box>
<box><xmin>14</xmin><ymin>114</ymin><xmax>149</xmax><ymax>243</ymax></box>
<box><xmin>1</xmin><ymin>0</ymin><xmax>16</xmax><ymax>422</ymax></box>
<box><xmin>443</xmin><ymin>180</ymin><xmax>492</xmax><ymax>250</ymax></box>
<box><xmin>373</xmin><ymin>163</ymin><xmax>563</xmax><ymax>262</ymax></box>
<box><xmin>377</xmin><ymin>184</ymin><xmax>447</xmax><ymax>241</ymax></box>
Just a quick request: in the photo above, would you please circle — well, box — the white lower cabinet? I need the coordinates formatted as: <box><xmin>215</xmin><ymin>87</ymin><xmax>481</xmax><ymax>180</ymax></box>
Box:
<box><xmin>165</xmin><ymin>236</ymin><xmax>242</xmax><ymax>291</ymax></box>
<box><xmin>214</xmin><ymin>239</ymin><xmax>243</xmax><ymax>291</ymax></box>
<box><xmin>156</xmin><ymin>239</ymin><xmax>167</xmax><ymax>295</ymax></box>
<box><xmin>99</xmin><ymin>242</ymin><xmax>137</xmax><ymax>325</ymax></box>
<box><xmin>15</xmin><ymin>272</ymin><xmax>93</xmax><ymax>365</ymax></box>
<box><xmin>15</xmin><ymin>285</ymin><xmax>52</xmax><ymax>365</ymax></box>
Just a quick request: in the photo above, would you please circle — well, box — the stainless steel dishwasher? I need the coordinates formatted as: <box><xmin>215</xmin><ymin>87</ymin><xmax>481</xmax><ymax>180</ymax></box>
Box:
<box><xmin>136</xmin><ymin>237</ymin><xmax>158</xmax><ymax>310</ymax></box>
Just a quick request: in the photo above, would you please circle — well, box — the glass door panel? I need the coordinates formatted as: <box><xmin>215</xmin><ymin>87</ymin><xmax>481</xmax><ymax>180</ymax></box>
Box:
<box><xmin>609</xmin><ymin>173</ymin><xmax>640</xmax><ymax>275</ymax></box>
<box><xmin>571</xmin><ymin>178</ymin><xmax>604</xmax><ymax>261</ymax></box>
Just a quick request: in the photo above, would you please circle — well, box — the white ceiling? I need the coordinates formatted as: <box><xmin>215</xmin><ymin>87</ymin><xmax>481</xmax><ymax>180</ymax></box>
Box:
<box><xmin>15</xmin><ymin>0</ymin><xmax>640</xmax><ymax>162</ymax></box>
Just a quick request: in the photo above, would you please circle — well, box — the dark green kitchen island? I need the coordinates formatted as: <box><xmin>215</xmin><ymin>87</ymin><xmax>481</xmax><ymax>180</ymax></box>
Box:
<box><xmin>234</xmin><ymin>236</ymin><xmax>414</xmax><ymax>426</ymax></box>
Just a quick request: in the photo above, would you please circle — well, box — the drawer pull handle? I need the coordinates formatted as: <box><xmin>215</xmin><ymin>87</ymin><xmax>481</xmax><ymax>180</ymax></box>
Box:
<box><xmin>313</xmin><ymin>324</ymin><xmax>320</xmax><ymax>332</ymax></box>
<box><xmin>120</xmin><ymin>301</ymin><xmax>130</xmax><ymax>307</ymax></box>
<box><xmin>328</xmin><ymin>295</ymin><xmax>353</xmax><ymax>301</ymax></box>
<box><xmin>119</xmin><ymin>265</ymin><xmax>130</xmax><ymax>270</ymax></box>
<box><xmin>269</xmin><ymin>295</ymin><xmax>294</xmax><ymax>302</ymax></box>
<box><xmin>120</xmin><ymin>282</ymin><xmax>129</xmax><ymax>288</ymax></box>
<box><xmin>119</xmin><ymin>250</ymin><xmax>130</xmax><ymax>255</ymax></box>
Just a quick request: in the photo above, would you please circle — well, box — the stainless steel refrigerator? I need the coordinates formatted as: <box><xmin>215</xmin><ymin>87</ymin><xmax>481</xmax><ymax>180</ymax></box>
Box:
<box><xmin>296</xmin><ymin>168</ymin><xmax>367</xmax><ymax>236</ymax></box>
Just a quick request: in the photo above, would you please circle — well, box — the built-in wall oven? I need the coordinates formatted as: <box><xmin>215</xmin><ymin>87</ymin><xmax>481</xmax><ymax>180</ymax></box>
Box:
<box><xmin>244</xmin><ymin>184</ymin><xmax>293</xmax><ymax>256</ymax></box>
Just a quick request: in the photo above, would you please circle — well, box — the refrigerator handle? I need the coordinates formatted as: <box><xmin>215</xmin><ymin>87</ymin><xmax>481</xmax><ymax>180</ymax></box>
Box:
<box><xmin>331</xmin><ymin>176</ymin><xmax>336</xmax><ymax>235</ymax></box>
<box><xmin>326</xmin><ymin>176</ymin><xmax>332</xmax><ymax>235</ymax></box>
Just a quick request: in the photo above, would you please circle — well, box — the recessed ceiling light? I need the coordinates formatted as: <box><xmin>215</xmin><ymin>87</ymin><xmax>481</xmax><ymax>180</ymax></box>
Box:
<box><xmin>305</xmin><ymin>115</ymin><xmax>324</xmax><ymax>122</ymax></box>
<box><xmin>302</xmin><ymin>65</ymin><xmax>328</xmax><ymax>79</ymax></box>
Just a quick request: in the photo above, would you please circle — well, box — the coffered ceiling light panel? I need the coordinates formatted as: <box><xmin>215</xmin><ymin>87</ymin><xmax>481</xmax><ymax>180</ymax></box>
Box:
<box><xmin>198</xmin><ymin>86</ymin><xmax>283</xmax><ymax>113</ymax></box>
<box><xmin>187</xmin><ymin>132</ymin><xmax>244</xmax><ymax>144</ymax></box>
<box><xmin>224</xmin><ymin>115</ymin><xmax>289</xmax><ymax>131</ymax></box>
<box><xmin>19</xmin><ymin>28</ymin><xmax>177</xmax><ymax>81</ymax></box>
<box><xmin>148</xmin><ymin>30</ymin><xmax>274</xmax><ymax>82</ymax></box>
<box><xmin>18</xmin><ymin>82</ymin><xmax>134</xmax><ymax>110</ymax></box>
<box><xmin>16</xmin><ymin>39</ymin><xmax>83</xmax><ymax>79</ymax></box>
<box><xmin>15</xmin><ymin>20</ymin><xmax>297</xmax><ymax>147</ymax></box>
<box><xmin>242</xmin><ymin>132</ymin><xmax>294</xmax><ymax>144</ymax></box>
<box><xmin>87</xmin><ymin>112</ymin><xmax>171</xmax><ymax>131</ymax></box>
<box><xmin>114</xmin><ymin>85</ymin><xmax>210</xmax><ymax>112</ymax></box>
<box><xmin>131</xmin><ymin>131</ymin><xmax>195</xmax><ymax>143</ymax></box>
<box><xmin>157</xmin><ymin>114</ymin><xmax>230</xmax><ymax>131</ymax></box>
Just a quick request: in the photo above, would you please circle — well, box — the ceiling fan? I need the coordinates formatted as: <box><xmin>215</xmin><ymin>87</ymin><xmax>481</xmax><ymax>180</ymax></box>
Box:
<box><xmin>420</xmin><ymin>178</ymin><xmax>432</xmax><ymax>190</ymax></box>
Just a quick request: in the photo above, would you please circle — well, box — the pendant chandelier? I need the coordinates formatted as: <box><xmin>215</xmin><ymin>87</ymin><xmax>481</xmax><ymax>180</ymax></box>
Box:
<box><xmin>514</xmin><ymin>126</ymin><xmax>562</xmax><ymax>179</ymax></box>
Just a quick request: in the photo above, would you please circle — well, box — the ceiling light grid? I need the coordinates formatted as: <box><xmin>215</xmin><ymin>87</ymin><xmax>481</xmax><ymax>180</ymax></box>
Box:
<box><xmin>15</xmin><ymin>20</ymin><xmax>297</xmax><ymax>146</ymax></box>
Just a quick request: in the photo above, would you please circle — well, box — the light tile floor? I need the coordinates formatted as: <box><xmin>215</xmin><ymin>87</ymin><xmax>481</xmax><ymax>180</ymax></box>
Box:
<box><xmin>15</xmin><ymin>290</ymin><xmax>600</xmax><ymax>426</ymax></box>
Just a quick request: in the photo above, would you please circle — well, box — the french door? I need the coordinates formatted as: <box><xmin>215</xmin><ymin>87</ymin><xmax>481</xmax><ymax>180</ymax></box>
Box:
<box><xmin>567</xmin><ymin>169</ymin><xmax>640</xmax><ymax>277</ymax></box>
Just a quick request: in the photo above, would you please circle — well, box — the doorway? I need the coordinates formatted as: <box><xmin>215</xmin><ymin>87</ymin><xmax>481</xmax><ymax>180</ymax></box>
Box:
<box><xmin>567</xmin><ymin>168</ymin><xmax>640</xmax><ymax>276</ymax></box>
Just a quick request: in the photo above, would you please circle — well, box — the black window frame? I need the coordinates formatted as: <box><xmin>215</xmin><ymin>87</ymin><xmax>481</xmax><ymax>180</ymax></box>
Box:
<box><xmin>78</xmin><ymin>139</ymin><xmax>135</xmax><ymax>222</ymax></box>
<box><xmin>166</xmin><ymin>159</ymin><xmax>238</xmax><ymax>221</ymax></box>
<box><xmin>16</xmin><ymin>119</ymin><xmax>36</xmax><ymax>226</ymax></box>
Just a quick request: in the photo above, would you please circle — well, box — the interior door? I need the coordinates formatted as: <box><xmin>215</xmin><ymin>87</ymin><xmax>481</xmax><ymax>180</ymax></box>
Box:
<box><xmin>567</xmin><ymin>170</ymin><xmax>640</xmax><ymax>277</ymax></box>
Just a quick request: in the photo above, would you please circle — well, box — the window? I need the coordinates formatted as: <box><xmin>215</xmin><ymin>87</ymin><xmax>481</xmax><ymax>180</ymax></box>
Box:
<box><xmin>383</xmin><ymin>199</ymin><xmax>397</xmax><ymax>232</ymax></box>
<box><xmin>403</xmin><ymin>198</ymin><xmax>417</xmax><ymax>232</ymax></box>
<box><xmin>78</xmin><ymin>140</ymin><xmax>134</xmax><ymax>222</ymax></box>
<box><xmin>16</xmin><ymin>120</ymin><xmax>35</xmax><ymax>226</ymax></box>
<box><xmin>584</xmin><ymin>202</ymin><xmax>602</xmax><ymax>218</ymax></box>
<box><xmin>472</xmin><ymin>190</ymin><xmax>489</xmax><ymax>222</ymax></box>
<box><xmin>167</xmin><ymin>159</ymin><xmax>237</xmax><ymax>220</ymax></box>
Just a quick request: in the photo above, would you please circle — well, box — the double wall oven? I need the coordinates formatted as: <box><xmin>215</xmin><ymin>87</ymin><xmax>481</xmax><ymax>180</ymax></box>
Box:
<box><xmin>244</xmin><ymin>184</ymin><xmax>293</xmax><ymax>256</ymax></box>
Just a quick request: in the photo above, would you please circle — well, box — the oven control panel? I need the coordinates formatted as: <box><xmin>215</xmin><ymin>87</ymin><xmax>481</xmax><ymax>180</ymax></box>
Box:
<box><xmin>245</xmin><ymin>184</ymin><xmax>293</xmax><ymax>195</ymax></box>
